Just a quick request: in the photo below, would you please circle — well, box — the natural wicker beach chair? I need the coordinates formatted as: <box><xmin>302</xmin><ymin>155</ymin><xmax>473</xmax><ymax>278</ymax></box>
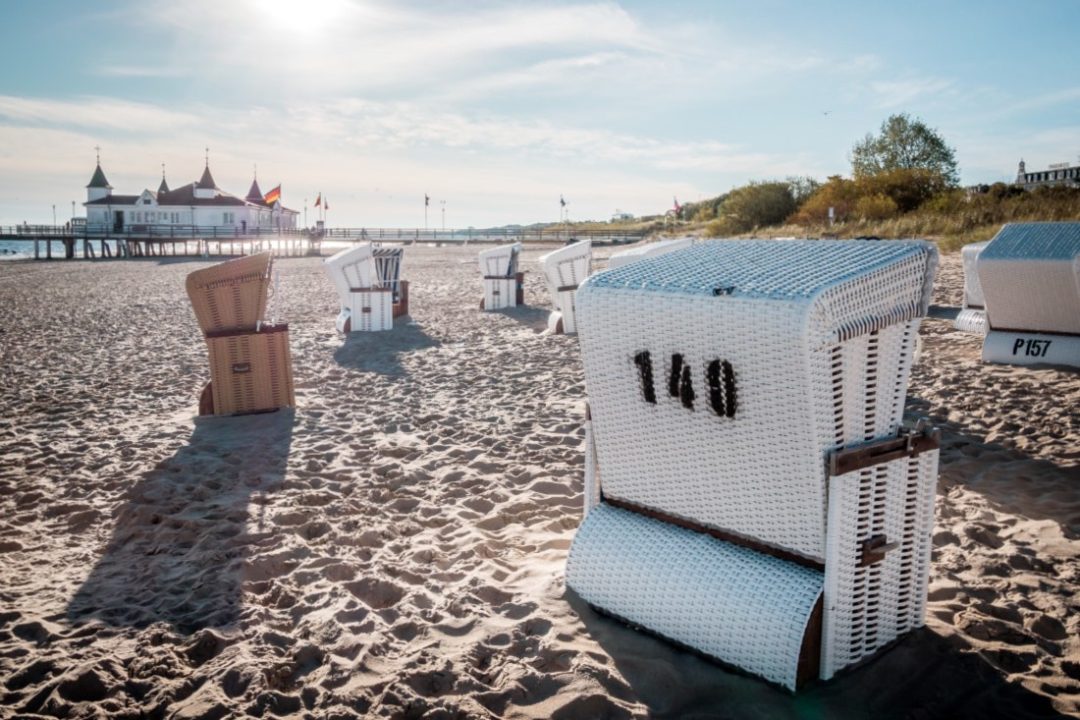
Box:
<box><xmin>606</xmin><ymin>236</ymin><xmax>695</xmax><ymax>270</ymax></box>
<box><xmin>538</xmin><ymin>240</ymin><xmax>592</xmax><ymax>334</ymax></box>
<box><xmin>478</xmin><ymin>243</ymin><xmax>523</xmax><ymax>310</ymax></box>
<box><xmin>324</xmin><ymin>243</ymin><xmax>407</xmax><ymax>332</ymax></box>
<box><xmin>185</xmin><ymin>252</ymin><xmax>295</xmax><ymax>416</ymax></box>
<box><xmin>185</xmin><ymin>252</ymin><xmax>272</xmax><ymax>335</ymax></box>
<box><xmin>977</xmin><ymin>222</ymin><xmax>1080</xmax><ymax>367</ymax></box>
<box><xmin>566</xmin><ymin>240</ymin><xmax>941</xmax><ymax>690</ymax></box>
<box><xmin>954</xmin><ymin>241</ymin><xmax>988</xmax><ymax>335</ymax></box>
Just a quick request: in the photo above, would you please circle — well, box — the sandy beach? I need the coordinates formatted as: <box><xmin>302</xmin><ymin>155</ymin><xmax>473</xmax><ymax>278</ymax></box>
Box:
<box><xmin>0</xmin><ymin>244</ymin><xmax>1077</xmax><ymax>719</ymax></box>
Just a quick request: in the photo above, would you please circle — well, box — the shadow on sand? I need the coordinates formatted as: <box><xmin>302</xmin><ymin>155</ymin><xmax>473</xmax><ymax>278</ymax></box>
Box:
<box><xmin>332</xmin><ymin>320</ymin><xmax>440</xmax><ymax>377</ymax></box>
<box><xmin>66</xmin><ymin>411</ymin><xmax>294</xmax><ymax>634</ymax></box>
<box><xmin>565</xmin><ymin>590</ymin><xmax>1065</xmax><ymax>719</ymax></box>
<box><xmin>491</xmin><ymin>304</ymin><xmax>551</xmax><ymax>333</ymax></box>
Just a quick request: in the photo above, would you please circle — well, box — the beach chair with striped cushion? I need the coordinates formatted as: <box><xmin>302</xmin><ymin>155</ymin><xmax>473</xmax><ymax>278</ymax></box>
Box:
<box><xmin>566</xmin><ymin>240</ymin><xmax>940</xmax><ymax>690</ymax></box>
<box><xmin>977</xmin><ymin>222</ymin><xmax>1080</xmax><ymax>367</ymax></box>
<box><xmin>324</xmin><ymin>243</ymin><xmax>407</xmax><ymax>332</ymax></box>
<box><xmin>185</xmin><ymin>252</ymin><xmax>295</xmax><ymax>416</ymax></box>
<box><xmin>479</xmin><ymin>243</ymin><xmax>523</xmax><ymax>310</ymax></box>
<box><xmin>538</xmin><ymin>240</ymin><xmax>592</xmax><ymax>334</ymax></box>
<box><xmin>606</xmin><ymin>236</ymin><xmax>695</xmax><ymax>270</ymax></box>
<box><xmin>954</xmin><ymin>241</ymin><xmax>988</xmax><ymax>334</ymax></box>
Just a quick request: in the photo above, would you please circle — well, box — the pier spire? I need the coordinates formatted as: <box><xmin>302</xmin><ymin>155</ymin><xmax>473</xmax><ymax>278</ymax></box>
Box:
<box><xmin>158</xmin><ymin>162</ymin><xmax>169</xmax><ymax>194</ymax></box>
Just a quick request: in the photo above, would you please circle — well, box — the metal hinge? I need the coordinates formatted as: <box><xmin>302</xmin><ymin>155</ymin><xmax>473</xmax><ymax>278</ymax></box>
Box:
<box><xmin>828</xmin><ymin>419</ymin><xmax>940</xmax><ymax>477</ymax></box>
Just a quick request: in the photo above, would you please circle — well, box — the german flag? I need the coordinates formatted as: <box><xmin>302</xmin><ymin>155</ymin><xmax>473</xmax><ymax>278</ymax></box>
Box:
<box><xmin>263</xmin><ymin>185</ymin><xmax>281</xmax><ymax>205</ymax></box>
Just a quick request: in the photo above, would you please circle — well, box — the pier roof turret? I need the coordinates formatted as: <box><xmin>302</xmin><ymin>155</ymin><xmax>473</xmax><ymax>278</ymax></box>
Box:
<box><xmin>86</xmin><ymin>163</ymin><xmax>112</xmax><ymax>190</ymax></box>
<box><xmin>246</xmin><ymin>177</ymin><xmax>263</xmax><ymax>203</ymax></box>
<box><xmin>197</xmin><ymin>165</ymin><xmax>217</xmax><ymax>190</ymax></box>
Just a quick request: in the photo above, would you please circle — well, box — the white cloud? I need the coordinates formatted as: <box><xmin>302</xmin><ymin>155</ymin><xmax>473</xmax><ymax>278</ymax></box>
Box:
<box><xmin>869</xmin><ymin>77</ymin><xmax>954</xmax><ymax>108</ymax></box>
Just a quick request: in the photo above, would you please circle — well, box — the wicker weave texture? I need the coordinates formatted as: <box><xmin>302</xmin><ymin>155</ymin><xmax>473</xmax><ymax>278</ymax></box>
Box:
<box><xmin>483</xmin><ymin>277</ymin><xmax>518</xmax><ymax>310</ymax></box>
<box><xmin>324</xmin><ymin>244</ymin><xmax>376</xmax><ymax>305</ymax></box>
<box><xmin>478</xmin><ymin>243</ymin><xmax>521</xmax><ymax>277</ymax></box>
<box><xmin>982</xmin><ymin>331</ymin><xmax>1080</xmax><ymax>367</ymax></box>
<box><xmin>539</xmin><ymin>241</ymin><xmax>592</xmax><ymax>334</ymax></box>
<box><xmin>185</xmin><ymin>253</ymin><xmax>272</xmax><ymax>334</ymax></box>
<box><xmin>576</xmin><ymin>256</ymin><xmax>931</xmax><ymax>561</ymax></box>
<box><xmin>978</xmin><ymin>223</ymin><xmax>1080</xmax><ymax>335</ymax></box>
<box><xmin>606</xmin><ymin>237</ymin><xmax>694</xmax><ymax>270</ymax></box>
<box><xmin>821</xmin><ymin>451</ymin><xmax>937</xmax><ymax>678</ymax></box>
<box><xmin>346</xmin><ymin>290</ymin><xmax>393</xmax><ymax>332</ymax></box>
<box><xmin>961</xmin><ymin>241</ymin><xmax>988</xmax><ymax>309</ymax></box>
<box><xmin>206</xmin><ymin>327</ymin><xmax>295</xmax><ymax>415</ymax></box>
<box><xmin>567</xmin><ymin>503</ymin><xmax>823</xmax><ymax>690</ymax></box>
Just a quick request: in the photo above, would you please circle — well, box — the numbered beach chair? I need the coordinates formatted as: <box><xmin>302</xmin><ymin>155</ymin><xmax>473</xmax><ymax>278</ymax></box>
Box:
<box><xmin>479</xmin><ymin>243</ymin><xmax>523</xmax><ymax>310</ymax></box>
<box><xmin>185</xmin><ymin>252</ymin><xmax>295</xmax><ymax>416</ymax></box>
<box><xmin>954</xmin><ymin>241</ymin><xmax>988</xmax><ymax>334</ymax></box>
<box><xmin>606</xmin><ymin>236</ymin><xmax>694</xmax><ymax>270</ymax></box>
<box><xmin>977</xmin><ymin>222</ymin><xmax>1080</xmax><ymax>367</ymax></box>
<box><xmin>567</xmin><ymin>240</ymin><xmax>940</xmax><ymax>690</ymax></box>
<box><xmin>538</xmin><ymin>240</ymin><xmax>592</xmax><ymax>334</ymax></box>
<box><xmin>324</xmin><ymin>243</ymin><xmax>406</xmax><ymax>332</ymax></box>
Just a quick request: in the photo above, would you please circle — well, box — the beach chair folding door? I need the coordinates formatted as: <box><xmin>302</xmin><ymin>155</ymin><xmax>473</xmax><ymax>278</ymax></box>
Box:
<box><xmin>185</xmin><ymin>252</ymin><xmax>295</xmax><ymax>416</ymax></box>
<box><xmin>538</xmin><ymin>240</ymin><xmax>592</xmax><ymax>334</ymax></box>
<box><xmin>977</xmin><ymin>222</ymin><xmax>1080</xmax><ymax>367</ymax></box>
<box><xmin>324</xmin><ymin>243</ymin><xmax>394</xmax><ymax>332</ymax></box>
<box><xmin>478</xmin><ymin>243</ymin><xmax>523</xmax><ymax>310</ymax></box>
<box><xmin>606</xmin><ymin>236</ymin><xmax>695</xmax><ymax>270</ymax></box>
<box><xmin>954</xmin><ymin>241</ymin><xmax>989</xmax><ymax>334</ymax></box>
<box><xmin>566</xmin><ymin>240</ymin><xmax>940</xmax><ymax>690</ymax></box>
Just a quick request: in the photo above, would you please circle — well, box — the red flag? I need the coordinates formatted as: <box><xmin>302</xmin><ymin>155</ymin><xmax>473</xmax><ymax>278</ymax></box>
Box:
<box><xmin>263</xmin><ymin>185</ymin><xmax>281</xmax><ymax>205</ymax></box>
<box><xmin>314</xmin><ymin>193</ymin><xmax>322</xmax><ymax>208</ymax></box>
<box><xmin>324</xmin><ymin>198</ymin><xmax>329</xmax><ymax>210</ymax></box>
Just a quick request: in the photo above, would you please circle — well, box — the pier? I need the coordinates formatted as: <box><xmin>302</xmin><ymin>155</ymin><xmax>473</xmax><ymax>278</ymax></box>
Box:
<box><xmin>0</xmin><ymin>225</ymin><xmax>648</xmax><ymax>260</ymax></box>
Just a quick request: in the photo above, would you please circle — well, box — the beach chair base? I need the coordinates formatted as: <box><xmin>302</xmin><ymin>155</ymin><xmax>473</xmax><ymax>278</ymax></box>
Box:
<box><xmin>982</xmin><ymin>330</ymin><xmax>1080</xmax><ymax>367</ymax></box>
<box><xmin>552</xmin><ymin>288</ymin><xmax>578</xmax><ymax>333</ymax></box>
<box><xmin>953</xmin><ymin>308</ymin><xmax>987</xmax><ymax>335</ymax></box>
<box><xmin>547</xmin><ymin>311</ymin><xmax>565</xmax><ymax>335</ymax></box>
<box><xmin>203</xmin><ymin>324</ymin><xmax>295</xmax><ymax>416</ymax></box>
<box><xmin>339</xmin><ymin>287</ymin><xmax>394</xmax><ymax>332</ymax></box>
<box><xmin>482</xmin><ymin>275</ymin><xmax>522</xmax><ymax>311</ymax></box>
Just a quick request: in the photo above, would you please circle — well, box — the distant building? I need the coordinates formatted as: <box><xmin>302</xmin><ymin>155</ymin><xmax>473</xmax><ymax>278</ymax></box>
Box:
<box><xmin>83</xmin><ymin>155</ymin><xmax>299</xmax><ymax>233</ymax></box>
<box><xmin>1015</xmin><ymin>158</ymin><xmax>1080</xmax><ymax>190</ymax></box>
<box><xmin>611</xmin><ymin>210</ymin><xmax>635</xmax><ymax>222</ymax></box>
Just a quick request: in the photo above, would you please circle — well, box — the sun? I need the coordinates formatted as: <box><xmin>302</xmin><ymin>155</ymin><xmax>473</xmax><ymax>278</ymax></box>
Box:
<box><xmin>259</xmin><ymin>0</ymin><xmax>349</xmax><ymax>33</ymax></box>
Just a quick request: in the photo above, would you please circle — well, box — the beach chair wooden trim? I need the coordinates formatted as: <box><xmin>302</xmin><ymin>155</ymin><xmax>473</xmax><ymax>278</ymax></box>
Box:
<box><xmin>827</xmin><ymin>424</ymin><xmax>941</xmax><ymax>476</ymax></box>
<box><xmin>604</xmin><ymin>495</ymin><xmax>826</xmax><ymax>572</ymax></box>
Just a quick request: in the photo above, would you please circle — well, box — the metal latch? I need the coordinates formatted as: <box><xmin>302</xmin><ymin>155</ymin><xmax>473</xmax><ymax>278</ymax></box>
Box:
<box><xmin>859</xmin><ymin>534</ymin><xmax>900</xmax><ymax>566</ymax></box>
<box><xmin>828</xmin><ymin>419</ymin><xmax>940</xmax><ymax>476</ymax></box>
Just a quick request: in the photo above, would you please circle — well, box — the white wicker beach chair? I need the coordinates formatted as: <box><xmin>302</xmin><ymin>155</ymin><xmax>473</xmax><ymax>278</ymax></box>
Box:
<box><xmin>479</xmin><ymin>243</ymin><xmax>523</xmax><ymax>310</ymax></box>
<box><xmin>567</xmin><ymin>240</ymin><xmax>941</xmax><ymax>690</ymax></box>
<box><xmin>324</xmin><ymin>243</ymin><xmax>404</xmax><ymax>332</ymax></box>
<box><xmin>954</xmin><ymin>241</ymin><xmax>988</xmax><ymax>334</ymax></box>
<box><xmin>606</xmin><ymin>237</ymin><xmax>695</xmax><ymax>270</ymax></box>
<box><xmin>538</xmin><ymin>240</ymin><xmax>592</xmax><ymax>334</ymax></box>
<box><xmin>977</xmin><ymin>223</ymin><xmax>1080</xmax><ymax>367</ymax></box>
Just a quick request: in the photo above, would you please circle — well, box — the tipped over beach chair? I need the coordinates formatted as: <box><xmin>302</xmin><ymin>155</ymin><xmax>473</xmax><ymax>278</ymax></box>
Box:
<box><xmin>479</xmin><ymin>243</ymin><xmax>523</xmax><ymax>310</ymax></box>
<box><xmin>538</xmin><ymin>240</ymin><xmax>592</xmax><ymax>334</ymax></box>
<box><xmin>954</xmin><ymin>241</ymin><xmax>988</xmax><ymax>334</ymax></box>
<box><xmin>566</xmin><ymin>240</ymin><xmax>941</xmax><ymax>690</ymax></box>
<box><xmin>185</xmin><ymin>252</ymin><xmax>295</xmax><ymax>416</ymax></box>
<box><xmin>324</xmin><ymin>243</ymin><xmax>408</xmax><ymax>332</ymax></box>
<box><xmin>606</xmin><ymin>236</ymin><xmax>695</xmax><ymax>270</ymax></box>
<box><xmin>977</xmin><ymin>222</ymin><xmax>1080</xmax><ymax>367</ymax></box>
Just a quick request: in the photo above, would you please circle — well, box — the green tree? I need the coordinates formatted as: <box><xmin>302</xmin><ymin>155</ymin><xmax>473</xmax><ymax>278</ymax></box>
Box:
<box><xmin>851</xmin><ymin>113</ymin><xmax>959</xmax><ymax>186</ymax></box>
<box><xmin>707</xmin><ymin>181</ymin><xmax>797</xmax><ymax>235</ymax></box>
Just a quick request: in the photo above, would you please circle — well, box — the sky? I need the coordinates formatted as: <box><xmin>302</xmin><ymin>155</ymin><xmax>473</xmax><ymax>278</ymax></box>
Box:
<box><xmin>1</xmin><ymin>0</ymin><xmax>1079</xmax><ymax>227</ymax></box>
